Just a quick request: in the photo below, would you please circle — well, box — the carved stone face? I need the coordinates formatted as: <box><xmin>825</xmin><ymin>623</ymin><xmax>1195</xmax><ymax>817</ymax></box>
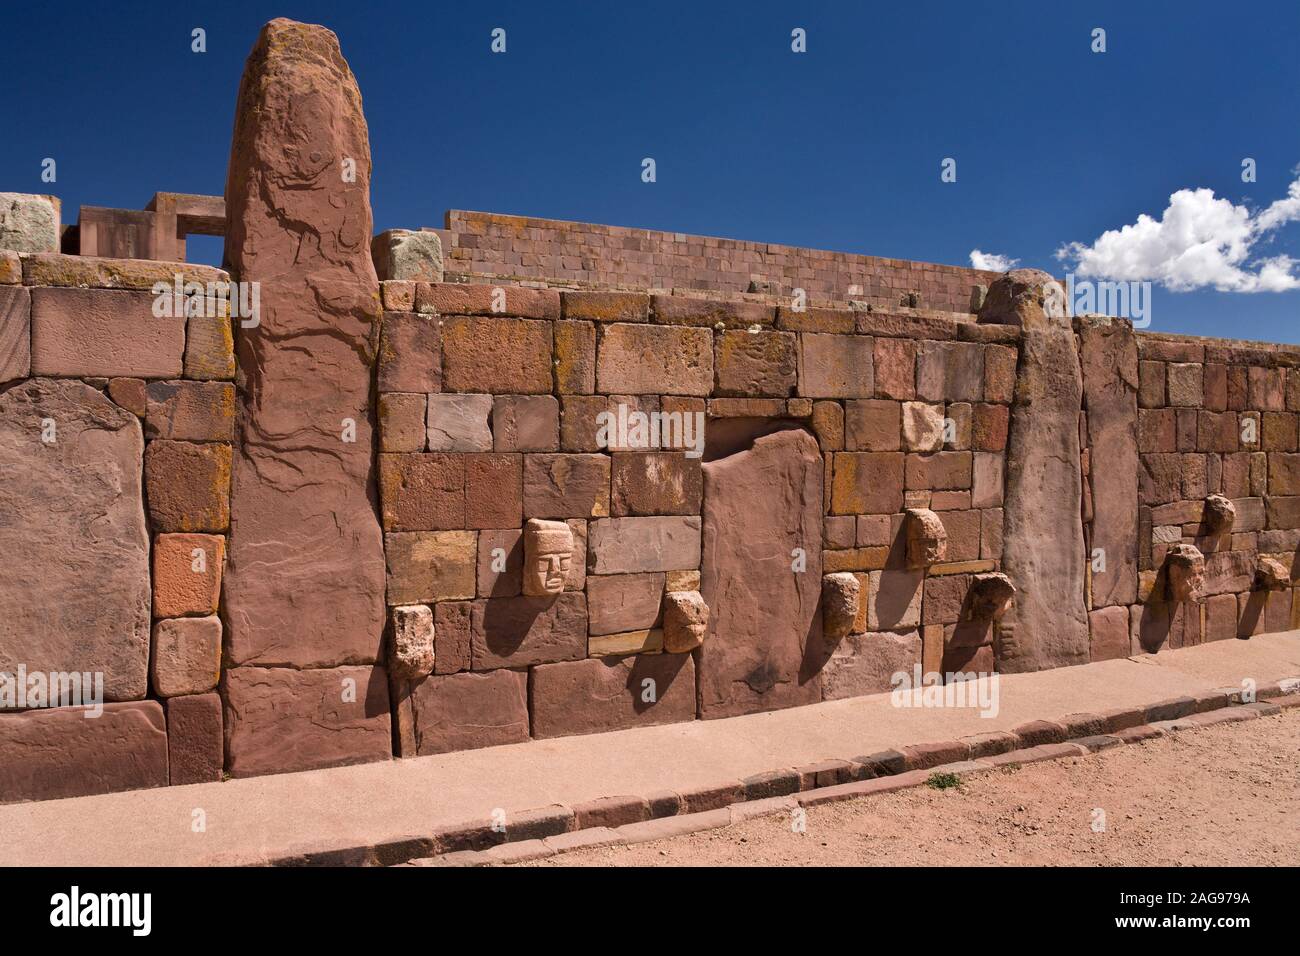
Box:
<box><xmin>821</xmin><ymin>572</ymin><xmax>861</xmax><ymax>641</ymax></box>
<box><xmin>1203</xmin><ymin>494</ymin><xmax>1236</xmax><ymax>537</ymax></box>
<box><xmin>1165</xmin><ymin>543</ymin><xmax>1206</xmax><ymax>604</ymax></box>
<box><xmin>663</xmin><ymin>590</ymin><xmax>709</xmax><ymax>653</ymax></box>
<box><xmin>964</xmin><ymin>572</ymin><xmax>1016</xmax><ymax>624</ymax></box>
<box><xmin>1255</xmin><ymin>555</ymin><xmax>1290</xmax><ymax>592</ymax></box>
<box><xmin>904</xmin><ymin>508</ymin><xmax>948</xmax><ymax>569</ymax></box>
<box><xmin>522</xmin><ymin>518</ymin><xmax>573</xmax><ymax>597</ymax></box>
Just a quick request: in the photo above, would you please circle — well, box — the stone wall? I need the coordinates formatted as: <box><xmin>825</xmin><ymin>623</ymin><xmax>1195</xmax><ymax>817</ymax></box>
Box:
<box><xmin>442</xmin><ymin>210</ymin><xmax>1000</xmax><ymax>313</ymax></box>
<box><xmin>1</xmin><ymin>17</ymin><xmax>1296</xmax><ymax>805</ymax></box>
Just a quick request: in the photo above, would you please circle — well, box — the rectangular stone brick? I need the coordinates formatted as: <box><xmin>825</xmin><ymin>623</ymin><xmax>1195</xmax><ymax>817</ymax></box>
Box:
<box><xmin>0</xmin><ymin>701</ymin><xmax>169</xmax><ymax>803</ymax></box>
<box><xmin>384</xmin><ymin>531</ymin><xmax>477</xmax><ymax>605</ymax></box>
<box><xmin>830</xmin><ymin>451</ymin><xmax>904</xmax><ymax>514</ymax></box>
<box><xmin>0</xmin><ymin>286</ymin><xmax>30</xmax><ymax>384</ymax></box>
<box><xmin>845</xmin><ymin>399</ymin><xmax>901</xmax><ymax>451</ymax></box>
<box><xmin>378</xmin><ymin>453</ymin><xmax>465</xmax><ymax>531</ymax></box>
<box><xmin>530</xmin><ymin>652</ymin><xmax>696</xmax><ymax>738</ymax></box>
<box><xmin>144</xmin><ymin>440</ymin><xmax>231</xmax><ymax>533</ymax></box>
<box><xmin>916</xmin><ymin>340</ymin><xmax>984</xmax><ymax>402</ymax></box>
<box><xmin>587</xmin><ymin>516</ymin><xmax>702</xmax><ymax>574</ymax></box>
<box><xmin>378</xmin><ymin>312</ymin><xmax>440</xmax><ymax>393</ymax></box>
<box><xmin>416</xmin><ymin>282</ymin><xmax>559</xmax><ymax>319</ymax></box>
<box><xmin>554</xmin><ymin>320</ymin><xmax>595</xmax><ymax>394</ymax></box>
<box><xmin>797</xmin><ymin>333</ymin><xmax>874</xmax><ymax>398</ymax></box>
<box><xmin>587</xmin><ymin>572</ymin><xmax>666</xmax><ymax>635</ymax></box>
<box><xmin>465</xmin><ymin>454</ymin><xmax>523</xmax><ymax>529</ymax></box>
<box><xmin>470</xmin><ymin>592</ymin><xmax>588</xmax><ymax>669</ymax></box>
<box><xmin>873</xmin><ymin>336</ymin><xmax>916</xmax><ymax>400</ymax></box>
<box><xmin>441</xmin><ymin>316</ymin><xmax>553</xmax><ymax>393</ymax></box>
<box><xmin>714</xmin><ymin>329</ymin><xmax>797</xmax><ymax>397</ymax></box>
<box><xmin>152</xmin><ymin>532</ymin><xmax>224</xmax><ymax>618</ymax></box>
<box><xmin>523</xmin><ymin>453</ymin><xmax>610</xmax><ymax>518</ymax></box>
<box><xmin>905</xmin><ymin>451</ymin><xmax>972</xmax><ymax>490</ymax></box>
<box><xmin>596</xmin><ymin>323</ymin><xmax>713</xmax><ymax>395</ymax></box>
<box><xmin>477</xmin><ymin>528</ymin><xmax>522</xmax><ymax>597</ymax></box>
<box><xmin>379</xmin><ymin>392</ymin><xmax>427</xmax><ymax>452</ymax></box>
<box><xmin>405</xmin><ymin>668</ymin><xmax>530</xmax><ymax>755</ymax></box>
<box><xmin>165</xmin><ymin>693</ymin><xmax>223</xmax><ymax>785</ymax></box>
<box><xmin>31</xmin><ymin>288</ymin><xmax>185</xmax><ymax>378</ymax></box>
<box><xmin>775</xmin><ymin>305</ymin><xmax>854</xmax><ymax>333</ymax></box>
<box><xmin>652</xmin><ymin>295</ymin><xmax>775</xmax><ymax>329</ymax></box>
<box><xmin>562</xmin><ymin>290</ymin><xmax>649</xmax><ymax>323</ymax></box>
<box><xmin>434</xmin><ymin>600</ymin><xmax>473</xmax><ymax>673</ymax></box>
<box><xmin>610</xmin><ymin>452</ymin><xmax>701</xmax><ymax>516</ymax></box>
<box><xmin>144</xmin><ymin>381</ymin><xmax>235</xmax><ymax>441</ymax></box>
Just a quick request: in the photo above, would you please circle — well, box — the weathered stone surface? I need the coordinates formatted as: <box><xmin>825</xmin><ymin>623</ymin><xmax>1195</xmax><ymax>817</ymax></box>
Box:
<box><xmin>470</xmin><ymin>592</ymin><xmax>588</xmax><ymax>669</ymax></box>
<box><xmin>1255</xmin><ymin>555</ymin><xmax>1291</xmax><ymax>591</ymax></box>
<box><xmin>31</xmin><ymin>288</ymin><xmax>185</xmax><ymax>378</ymax></box>
<box><xmin>530</xmin><ymin>653</ymin><xmax>696</xmax><ymax>739</ymax></box>
<box><xmin>434</xmin><ymin>601</ymin><xmax>473</xmax><ymax>673</ymax></box>
<box><xmin>587</xmin><ymin>573</ymin><xmax>665</xmax><ymax>635</ymax></box>
<box><xmin>371</xmin><ymin>229</ymin><xmax>443</xmax><ymax>281</ymax></box>
<box><xmin>108</xmin><ymin>377</ymin><xmax>147</xmax><ymax>416</ymax></box>
<box><xmin>378</xmin><ymin>392</ymin><xmax>427</xmax><ymax>452</ymax></box>
<box><xmin>523</xmin><ymin>453</ymin><xmax>611</xmax><ymax>518</ymax></box>
<box><xmin>797</xmin><ymin>333</ymin><xmax>874</xmax><ymax>398</ymax></box>
<box><xmin>222</xmin><ymin>665</ymin><xmax>392</xmax><ymax>777</ymax></box>
<box><xmin>144</xmin><ymin>440</ymin><xmax>231</xmax><ymax>533</ymax></box>
<box><xmin>830</xmin><ymin>452</ymin><xmax>905</xmax><ymax>514</ymax></box>
<box><xmin>714</xmin><ymin>330</ymin><xmax>797</xmax><ymax>396</ymax></box>
<box><xmin>377</xmin><ymin>312</ymin><xmax>440</xmax><ymax>393</ymax></box>
<box><xmin>222</xmin><ymin>19</ymin><xmax>386</xmax><ymax>672</ymax></box>
<box><xmin>493</xmin><ymin>395</ymin><xmax>559</xmax><ymax>452</ymax></box>
<box><xmin>1089</xmin><ymin>605</ymin><xmax>1131</xmax><ymax>661</ymax></box>
<box><xmin>405</xmin><ymin>669</ymin><xmax>530</xmax><ymax>755</ymax></box>
<box><xmin>821</xmin><ymin>631</ymin><xmax>921</xmax><ymax>701</ymax></box>
<box><xmin>1081</xmin><ymin>318</ymin><xmax>1139</xmax><ymax>609</ymax></box>
<box><xmin>151</xmin><ymin>615</ymin><xmax>222</xmax><ymax>697</ymax></box>
<box><xmin>554</xmin><ymin>319</ymin><xmax>596</xmax><ymax>393</ymax></box>
<box><xmin>610</xmin><ymin>452</ymin><xmax>701</xmax><ymax>516</ymax></box>
<box><xmin>0</xmin><ymin>192</ymin><xmax>59</xmax><ymax>253</ymax></box>
<box><xmin>587</xmin><ymin>516</ymin><xmax>702</xmax><ymax>574</ymax></box>
<box><xmin>965</xmin><ymin>572</ymin><xmax>1015</xmax><ymax>623</ymax></box>
<box><xmin>184</xmin><ymin>309</ymin><xmax>237</xmax><ymax>381</ymax></box>
<box><xmin>821</xmin><ymin>572</ymin><xmax>862</xmax><ymax>641</ymax></box>
<box><xmin>145</xmin><ymin>381</ymin><xmax>236</xmax><ymax>441</ymax></box>
<box><xmin>166</xmin><ymin>693</ymin><xmax>224</xmax><ymax>785</ymax></box>
<box><xmin>153</xmin><ymin>533</ymin><xmax>224</xmax><ymax>618</ymax></box>
<box><xmin>662</xmin><ymin>589</ymin><xmax>709</xmax><ymax>653</ymax></box>
<box><xmin>873</xmin><ymin>336</ymin><xmax>916</xmax><ymax>400</ymax></box>
<box><xmin>426</xmin><ymin>393</ymin><xmax>492</xmax><ymax>451</ymax></box>
<box><xmin>845</xmin><ymin>399</ymin><xmax>901</xmax><ymax>451</ymax></box>
<box><xmin>916</xmin><ymin>341</ymin><xmax>984</xmax><ymax>402</ymax></box>
<box><xmin>699</xmin><ymin>429</ymin><xmax>824</xmax><ymax>718</ymax></box>
<box><xmin>389</xmin><ymin>604</ymin><xmax>435</xmax><ymax>680</ymax></box>
<box><xmin>0</xmin><ymin>286</ymin><xmax>30</xmax><ymax>384</ymax></box>
<box><xmin>901</xmin><ymin>402</ymin><xmax>944</xmax><ymax>452</ymax></box>
<box><xmin>997</xmin><ymin>282</ymin><xmax>1090</xmax><ymax>673</ymax></box>
<box><xmin>0</xmin><ymin>379</ymin><xmax>150</xmax><ymax>700</ymax></box>
<box><xmin>0</xmin><ymin>701</ymin><xmax>168</xmax><ymax>804</ymax></box>
<box><xmin>1165</xmin><ymin>543</ymin><xmax>1206</xmax><ymax>604</ymax></box>
<box><xmin>564</xmin><ymin>290</ymin><xmax>650</xmax><ymax>323</ymax></box>
<box><xmin>378</xmin><ymin>453</ymin><xmax>465</xmax><ymax>531</ymax></box>
<box><xmin>384</xmin><ymin>531</ymin><xmax>477</xmax><ymax>605</ymax></box>
<box><xmin>596</xmin><ymin>323</ymin><xmax>713</xmax><ymax>395</ymax></box>
<box><xmin>0</xmin><ymin>250</ymin><xmax>17</xmax><ymax>284</ymax></box>
<box><xmin>442</xmin><ymin>316</ymin><xmax>554</xmax><ymax>394</ymax></box>
<box><xmin>417</xmin><ymin>282</ymin><xmax>559</xmax><ymax>319</ymax></box>
<box><xmin>466</xmin><ymin>453</ymin><xmax>523</xmax><ymax>530</ymax></box>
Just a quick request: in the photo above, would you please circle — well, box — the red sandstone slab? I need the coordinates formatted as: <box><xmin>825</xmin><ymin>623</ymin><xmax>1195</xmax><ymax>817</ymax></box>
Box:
<box><xmin>406</xmin><ymin>669</ymin><xmax>530</xmax><ymax>755</ymax></box>
<box><xmin>469</xmin><ymin>593</ymin><xmax>589</xmax><ymax>670</ymax></box>
<box><xmin>30</xmin><ymin>288</ymin><xmax>185</xmax><ymax>378</ymax></box>
<box><xmin>165</xmin><ymin>693</ymin><xmax>223</xmax><ymax>785</ymax></box>
<box><xmin>530</xmin><ymin>653</ymin><xmax>696</xmax><ymax>739</ymax></box>
<box><xmin>222</xmin><ymin>665</ymin><xmax>392</xmax><ymax>778</ymax></box>
<box><xmin>0</xmin><ymin>701</ymin><xmax>168</xmax><ymax>804</ymax></box>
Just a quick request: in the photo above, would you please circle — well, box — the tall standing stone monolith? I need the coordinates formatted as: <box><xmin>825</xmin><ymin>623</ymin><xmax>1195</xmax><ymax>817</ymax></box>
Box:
<box><xmin>221</xmin><ymin>19</ymin><xmax>390</xmax><ymax>774</ymax></box>
<box><xmin>980</xmin><ymin>270</ymin><xmax>1090</xmax><ymax>672</ymax></box>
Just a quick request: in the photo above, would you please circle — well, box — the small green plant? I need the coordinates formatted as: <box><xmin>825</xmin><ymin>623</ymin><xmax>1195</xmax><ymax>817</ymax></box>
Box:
<box><xmin>926</xmin><ymin>771</ymin><xmax>962</xmax><ymax>790</ymax></box>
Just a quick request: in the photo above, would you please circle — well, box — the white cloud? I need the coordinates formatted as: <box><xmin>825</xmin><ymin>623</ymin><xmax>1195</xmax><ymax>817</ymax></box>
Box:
<box><xmin>969</xmin><ymin>249</ymin><xmax>1019</xmax><ymax>272</ymax></box>
<box><xmin>1056</xmin><ymin>175</ymin><xmax>1300</xmax><ymax>293</ymax></box>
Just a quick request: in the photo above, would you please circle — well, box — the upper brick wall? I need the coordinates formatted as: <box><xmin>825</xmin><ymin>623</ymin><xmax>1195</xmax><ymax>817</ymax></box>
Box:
<box><xmin>441</xmin><ymin>210</ymin><xmax>1000</xmax><ymax>313</ymax></box>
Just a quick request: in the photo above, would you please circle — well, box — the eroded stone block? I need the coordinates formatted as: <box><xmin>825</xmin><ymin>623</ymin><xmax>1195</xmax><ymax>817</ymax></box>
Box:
<box><xmin>662</xmin><ymin>589</ymin><xmax>709</xmax><ymax>652</ymax></box>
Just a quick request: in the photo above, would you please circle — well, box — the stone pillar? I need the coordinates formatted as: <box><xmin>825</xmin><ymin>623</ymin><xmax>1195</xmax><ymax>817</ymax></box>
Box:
<box><xmin>980</xmin><ymin>270</ymin><xmax>1090</xmax><ymax>672</ymax></box>
<box><xmin>220</xmin><ymin>19</ymin><xmax>390</xmax><ymax>775</ymax></box>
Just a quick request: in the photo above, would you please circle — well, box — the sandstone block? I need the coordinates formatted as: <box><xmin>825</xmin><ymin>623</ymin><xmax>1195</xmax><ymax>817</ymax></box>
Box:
<box><xmin>611</xmin><ymin>451</ymin><xmax>702</xmax><ymax>515</ymax></box>
<box><xmin>530</xmin><ymin>653</ymin><xmax>696</xmax><ymax>738</ymax></box>
<box><xmin>868</xmin><ymin>568</ymin><xmax>924</xmax><ymax>630</ymax></box>
<box><xmin>371</xmin><ymin>229</ymin><xmax>443</xmax><ymax>281</ymax></box>
<box><xmin>389</xmin><ymin>604</ymin><xmax>435</xmax><ymax>680</ymax></box>
<box><xmin>873</xmin><ymin>336</ymin><xmax>916</xmax><ymax>400</ymax></box>
<box><xmin>562</xmin><ymin>290</ymin><xmax>649</xmax><ymax>323</ymax></box>
<box><xmin>831</xmin><ymin>452</ymin><xmax>904</xmax><ymax>514</ymax></box>
<box><xmin>379</xmin><ymin>392</ymin><xmax>427</xmax><ymax>452</ymax></box>
<box><xmin>587</xmin><ymin>573</ymin><xmax>666</xmax><ymax>635</ymax></box>
<box><xmin>0</xmin><ymin>192</ymin><xmax>58</xmax><ymax>252</ymax></box>
<box><xmin>108</xmin><ymin>377</ymin><xmax>147</xmax><ymax>416</ymax></box>
<box><xmin>144</xmin><ymin>381</ymin><xmax>236</xmax><ymax>441</ymax></box>
<box><xmin>31</xmin><ymin>288</ymin><xmax>185</xmax><ymax>378</ymax></box>
<box><xmin>465</xmin><ymin>454</ymin><xmax>523</xmax><ymax>529</ymax></box>
<box><xmin>983</xmin><ymin>345</ymin><xmax>1017</xmax><ymax>403</ymax></box>
<box><xmin>905</xmin><ymin>451</ymin><xmax>972</xmax><ymax>490</ymax></box>
<box><xmin>845</xmin><ymin>399</ymin><xmax>901</xmax><ymax>451</ymax></box>
<box><xmin>916</xmin><ymin>341</ymin><xmax>984</xmax><ymax>402</ymax></box>
<box><xmin>554</xmin><ymin>319</ymin><xmax>596</xmax><ymax>393</ymax></box>
<box><xmin>378</xmin><ymin>453</ymin><xmax>465</xmax><ymax>531</ymax></box>
<box><xmin>902</xmin><ymin>402</ymin><xmax>944</xmax><ymax>452</ymax></box>
<box><xmin>822</xmin><ymin>630</ymin><xmax>922</xmax><ymax>701</ymax></box>
<box><xmin>151</xmin><ymin>615</ymin><xmax>221</xmax><ymax>698</ymax></box>
<box><xmin>434</xmin><ymin>601</ymin><xmax>473</xmax><ymax>674</ymax></box>
<box><xmin>417</xmin><ymin>283</ymin><xmax>559</xmax><ymax>319</ymax></box>
<box><xmin>426</xmin><ymin>393</ymin><xmax>492</xmax><ymax>451</ymax></box>
<box><xmin>166</xmin><ymin>693</ymin><xmax>223</xmax><ymax>785</ymax></box>
<box><xmin>183</xmin><ymin>309</ymin><xmax>236</xmax><ymax>381</ymax></box>
<box><xmin>470</xmin><ymin>592</ymin><xmax>588</xmax><ymax>669</ymax></box>
<box><xmin>797</xmin><ymin>333</ymin><xmax>874</xmax><ymax>398</ymax></box>
<box><xmin>222</xmin><ymin>664</ymin><xmax>392</xmax><ymax>778</ymax></box>
<box><xmin>0</xmin><ymin>286</ymin><xmax>30</xmax><ymax>384</ymax></box>
<box><xmin>144</xmin><ymin>440</ymin><xmax>231</xmax><ymax>533</ymax></box>
<box><xmin>587</xmin><ymin>516</ymin><xmax>702</xmax><ymax>574</ymax></box>
<box><xmin>384</xmin><ymin>531</ymin><xmax>477</xmax><ymax>605</ymax></box>
<box><xmin>523</xmin><ymin>453</ymin><xmax>611</xmax><ymax>518</ymax></box>
<box><xmin>714</xmin><ymin>329</ymin><xmax>797</xmax><ymax>396</ymax></box>
<box><xmin>377</xmin><ymin>312</ymin><xmax>440</xmax><ymax>393</ymax></box>
<box><xmin>442</xmin><ymin>316</ymin><xmax>553</xmax><ymax>393</ymax></box>
<box><xmin>153</xmin><ymin>533</ymin><xmax>224</xmax><ymax>617</ymax></box>
<box><xmin>493</xmin><ymin>395</ymin><xmax>559</xmax><ymax>452</ymax></box>
<box><xmin>404</xmin><ymin>669</ymin><xmax>529</xmax><ymax>754</ymax></box>
<box><xmin>596</xmin><ymin>323</ymin><xmax>713</xmax><ymax>395</ymax></box>
<box><xmin>0</xmin><ymin>379</ymin><xmax>151</xmax><ymax>700</ymax></box>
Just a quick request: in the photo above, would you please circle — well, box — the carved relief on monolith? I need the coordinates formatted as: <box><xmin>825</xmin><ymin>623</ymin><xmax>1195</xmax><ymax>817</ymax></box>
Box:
<box><xmin>821</xmin><ymin>572</ymin><xmax>861</xmax><ymax>641</ymax></box>
<box><xmin>1164</xmin><ymin>543</ymin><xmax>1206</xmax><ymax>604</ymax></box>
<box><xmin>964</xmin><ymin>572</ymin><xmax>1016</xmax><ymax>624</ymax></box>
<box><xmin>663</xmin><ymin>590</ymin><xmax>709</xmax><ymax>653</ymax></box>
<box><xmin>522</xmin><ymin>518</ymin><xmax>574</xmax><ymax>598</ymax></box>
<box><xmin>1255</xmin><ymin>556</ymin><xmax>1290</xmax><ymax>592</ymax></box>
<box><xmin>904</xmin><ymin>508</ymin><xmax>947</xmax><ymax>569</ymax></box>
<box><xmin>1203</xmin><ymin>494</ymin><xmax>1236</xmax><ymax>537</ymax></box>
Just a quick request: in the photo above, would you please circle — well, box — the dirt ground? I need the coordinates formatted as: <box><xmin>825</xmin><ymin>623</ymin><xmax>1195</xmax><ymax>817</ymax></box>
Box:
<box><xmin>517</xmin><ymin>709</ymin><xmax>1299</xmax><ymax>866</ymax></box>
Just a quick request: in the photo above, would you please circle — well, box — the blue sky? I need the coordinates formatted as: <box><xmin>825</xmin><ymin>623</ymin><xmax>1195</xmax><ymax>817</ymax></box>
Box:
<box><xmin>6</xmin><ymin>1</ymin><xmax>1300</xmax><ymax>342</ymax></box>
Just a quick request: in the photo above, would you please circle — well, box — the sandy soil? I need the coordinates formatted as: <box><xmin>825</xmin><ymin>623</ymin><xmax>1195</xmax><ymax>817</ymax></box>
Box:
<box><xmin>517</xmin><ymin>709</ymin><xmax>1299</xmax><ymax>866</ymax></box>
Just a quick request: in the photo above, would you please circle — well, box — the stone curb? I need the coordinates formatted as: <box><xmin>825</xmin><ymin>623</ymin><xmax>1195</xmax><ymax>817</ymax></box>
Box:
<box><xmin>274</xmin><ymin>675</ymin><xmax>1300</xmax><ymax>867</ymax></box>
